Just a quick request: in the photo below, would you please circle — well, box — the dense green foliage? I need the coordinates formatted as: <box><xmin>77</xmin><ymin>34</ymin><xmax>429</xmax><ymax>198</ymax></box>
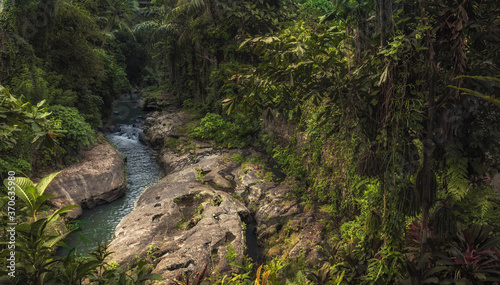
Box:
<box><xmin>0</xmin><ymin>174</ymin><xmax>162</xmax><ymax>284</ymax></box>
<box><xmin>133</xmin><ymin>0</ymin><xmax>292</xmax><ymax>110</ymax></box>
<box><xmin>0</xmin><ymin>86</ymin><xmax>63</xmax><ymax>178</ymax></box>
<box><xmin>2</xmin><ymin>0</ymin><xmax>500</xmax><ymax>283</ymax></box>
<box><xmin>138</xmin><ymin>0</ymin><xmax>500</xmax><ymax>283</ymax></box>
<box><xmin>0</xmin><ymin>0</ymin><xmax>152</xmax><ymax>177</ymax></box>
<box><xmin>48</xmin><ymin>105</ymin><xmax>94</xmax><ymax>154</ymax></box>
<box><xmin>191</xmin><ymin>113</ymin><xmax>260</xmax><ymax>148</ymax></box>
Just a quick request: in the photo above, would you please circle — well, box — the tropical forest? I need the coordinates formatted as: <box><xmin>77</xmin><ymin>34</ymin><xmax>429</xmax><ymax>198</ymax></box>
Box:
<box><xmin>1</xmin><ymin>0</ymin><xmax>500</xmax><ymax>284</ymax></box>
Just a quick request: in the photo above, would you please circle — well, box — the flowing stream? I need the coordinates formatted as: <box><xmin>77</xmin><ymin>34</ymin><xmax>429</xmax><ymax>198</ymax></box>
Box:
<box><xmin>58</xmin><ymin>92</ymin><xmax>262</xmax><ymax>260</ymax></box>
<box><xmin>58</xmin><ymin>93</ymin><xmax>161</xmax><ymax>256</ymax></box>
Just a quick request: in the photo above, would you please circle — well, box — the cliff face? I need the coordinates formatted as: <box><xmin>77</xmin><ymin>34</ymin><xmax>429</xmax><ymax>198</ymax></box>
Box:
<box><xmin>46</xmin><ymin>141</ymin><xmax>127</xmax><ymax>219</ymax></box>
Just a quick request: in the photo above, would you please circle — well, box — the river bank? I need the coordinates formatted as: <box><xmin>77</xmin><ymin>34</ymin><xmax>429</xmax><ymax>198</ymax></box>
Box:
<box><xmin>55</xmin><ymin>91</ymin><xmax>162</xmax><ymax>255</ymax></box>
<box><xmin>107</xmin><ymin>94</ymin><xmax>328</xmax><ymax>283</ymax></box>
<box><xmin>47</xmin><ymin>89</ymin><xmax>328</xmax><ymax>282</ymax></box>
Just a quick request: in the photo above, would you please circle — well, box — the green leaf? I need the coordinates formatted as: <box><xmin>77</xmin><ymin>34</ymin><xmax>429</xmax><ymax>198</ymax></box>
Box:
<box><xmin>261</xmin><ymin>36</ymin><xmax>279</xmax><ymax>44</ymax></box>
<box><xmin>34</xmin><ymin>194</ymin><xmax>56</xmax><ymax>210</ymax></box>
<box><xmin>47</xmin><ymin>205</ymin><xmax>79</xmax><ymax>222</ymax></box>
<box><xmin>4</xmin><ymin>177</ymin><xmax>36</xmax><ymax>210</ymax></box>
<box><xmin>15</xmin><ymin>222</ymin><xmax>31</xmax><ymax>233</ymax></box>
<box><xmin>422</xmin><ymin>277</ymin><xmax>439</xmax><ymax>284</ymax></box>
<box><xmin>453</xmin><ymin>75</ymin><xmax>500</xmax><ymax>83</ymax></box>
<box><xmin>36</xmin><ymin>112</ymin><xmax>51</xmax><ymax>119</ymax></box>
<box><xmin>142</xmin><ymin>273</ymin><xmax>163</xmax><ymax>281</ymax></box>
<box><xmin>425</xmin><ymin>265</ymin><xmax>448</xmax><ymax>277</ymax></box>
<box><xmin>31</xmin><ymin>122</ymin><xmax>42</xmax><ymax>132</ymax></box>
<box><xmin>238</xmin><ymin>38</ymin><xmax>252</xmax><ymax>50</ymax></box>
<box><xmin>3</xmin><ymin>176</ymin><xmax>35</xmax><ymax>192</ymax></box>
<box><xmin>35</xmin><ymin>171</ymin><xmax>61</xmax><ymax>196</ymax></box>
<box><xmin>377</xmin><ymin>65</ymin><xmax>389</xmax><ymax>86</ymax></box>
<box><xmin>32</xmin><ymin>135</ymin><xmax>41</xmax><ymax>144</ymax></box>
<box><xmin>478</xmin><ymin>236</ymin><xmax>500</xmax><ymax>252</ymax></box>
<box><xmin>37</xmin><ymin>100</ymin><xmax>46</xmax><ymax>108</ymax></box>
<box><xmin>446</xmin><ymin>145</ymin><xmax>469</xmax><ymax>200</ymax></box>
<box><xmin>448</xmin><ymin>85</ymin><xmax>500</xmax><ymax>107</ymax></box>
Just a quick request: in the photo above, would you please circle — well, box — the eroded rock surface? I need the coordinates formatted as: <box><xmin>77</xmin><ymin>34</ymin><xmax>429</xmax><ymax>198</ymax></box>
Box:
<box><xmin>238</xmin><ymin>179</ymin><xmax>325</xmax><ymax>265</ymax></box>
<box><xmin>108</xmin><ymin>109</ymin><xmax>326</xmax><ymax>283</ymax></box>
<box><xmin>45</xmin><ymin>142</ymin><xmax>126</xmax><ymax>219</ymax></box>
<box><xmin>109</xmin><ymin>155</ymin><xmax>248</xmax><ymax>283</ymax></box>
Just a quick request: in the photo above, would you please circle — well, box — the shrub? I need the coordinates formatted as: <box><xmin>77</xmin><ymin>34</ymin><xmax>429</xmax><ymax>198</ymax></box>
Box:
<box><xmin>191</xmin><ymin>113</ymin><xmax>260</xmax><ymax>148</ymax></box>
<box><xmin>76</xmin><ymin>90</ymin><xmax>104</xmax><ymax>128</ymax></box>
<box><xmin>225</xmin><ymin>245</ymin><xmax>238</xmax><ymax>263</ymax></box>
<box><xmin>231</xmin><ymin>153</ymin><xmax>245</xmax><ymax>165</ymax></box>
<box><xmin>0</xmin><ymin>173</ymin><xmax>162</xmax><ymax>284</ymax></box>
<box><xmin>49</xmin><ymin>105</ymin><xmax>95</xmax><ymax>153</ymax></box>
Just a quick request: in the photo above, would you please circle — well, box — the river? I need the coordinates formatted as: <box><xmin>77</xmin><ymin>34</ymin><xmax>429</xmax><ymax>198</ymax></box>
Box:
<box><xmin>58</xmin><ymin>92</ymin><xmax>161</xmax><ymax>256</ymax></box>
<box><xmin>58</xmin><ymin>92</ymin><xmax>263</xmax><ymax>261</ymax></box>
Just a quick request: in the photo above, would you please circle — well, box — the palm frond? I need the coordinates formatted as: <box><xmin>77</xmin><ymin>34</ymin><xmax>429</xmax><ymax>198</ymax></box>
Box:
<box><xmin>133</xmin><ymin>20</ymin><xmax>160</xmax><ymax>34</ymax></box>
<box><xmin>168</xmin><ymin>0</ymin><xmax>207</xmax><ymax>21</ymax></box>
<box><xmin>177</xmin><ymin>29</ymin><xmax>193</xmax><ymax>45</ymax></box>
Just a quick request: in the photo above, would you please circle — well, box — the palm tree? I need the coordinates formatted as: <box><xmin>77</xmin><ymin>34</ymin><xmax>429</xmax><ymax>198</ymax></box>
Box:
<box><xmin>101</xmin><ymin>0</ymin><xmax>139</xmax><ymax>45</ymax></box>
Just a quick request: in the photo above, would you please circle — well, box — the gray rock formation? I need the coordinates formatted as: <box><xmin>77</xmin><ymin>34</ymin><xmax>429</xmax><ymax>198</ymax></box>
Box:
<box><xmin>143</xmin><ymin>110</ymin><xmax>190</xmax><ymax>147</ymax></box>
<box><xmin>107</xmin><ymin>109</ymin><xmax>326</xmax><ymax>283</ymax></box>
<box><xmin>492</xmin><ymin>174</ymin><xmax>500</xmax><ymax>192</ymax></box>
<box><xmin>45</xmin><ymin>142</ymin><xmax>126</xmax><ymax>219</ymax></box>
<box><xmin>238</xmin><ymin>174</ymin><xmax>324</xmax><ymax>265</ymax></box>
<box><xmin>108</xmin><ymin>155</ymin><xmax>248</xmax><ymax>283</ymax></box>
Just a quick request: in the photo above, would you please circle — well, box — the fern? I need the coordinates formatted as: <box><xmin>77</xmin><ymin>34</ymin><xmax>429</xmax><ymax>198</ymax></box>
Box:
<box><xmin>470</xmin><ymin>184</ymin><xmax>496</xmax><ymax>219</ymax></box>
<box><xmin>445</xmin><ymin>143</ymin><xmax>469</xmax><ymax>200</ymax></box>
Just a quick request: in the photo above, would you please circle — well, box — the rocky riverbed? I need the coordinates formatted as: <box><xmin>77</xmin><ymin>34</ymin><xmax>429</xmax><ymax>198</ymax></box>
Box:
<box><xmin>107</xmin><ymin>106</ymin><xmax>327</xmax><ymax>283</ymax></box>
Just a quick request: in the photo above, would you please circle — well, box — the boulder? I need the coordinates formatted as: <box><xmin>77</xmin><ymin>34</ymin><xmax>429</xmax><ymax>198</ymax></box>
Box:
<box><xmin>45</xmin><ymin>142</ymin><xmax>126</xmax><ymax>219</ymax></box>
<box><xmin>118</xmin><ymin>105</ymin><xmax>328</xmax><ymax>279</ymax></box>
<box><xmin>108</xmin><ymin>155</ymin><xmax>249</xmax><ymax>283</ymax></box>
<box><xmin>143</xmin><ymin>110</ymin><xmax>189</xmax><ymax>148</ymax></box>
<box><xmin>251</xmin><ymin>184</ymin><xmax>325</xmax><ymax>266</ymax></box>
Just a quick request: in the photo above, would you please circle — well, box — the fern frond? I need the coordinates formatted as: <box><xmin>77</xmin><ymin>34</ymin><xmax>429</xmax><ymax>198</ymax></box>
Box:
<box><xmin>453</xmin><ymin>74</ymin><xmax>500</xmax><ymax>83</ymax></box>
<box><xmin>445</xmin><ymin>143</ymin><xmax>469</xmax><ymax>200</ymax></box>
<box><xmin>155</xmin><ymin>22</ymin><xmax>182</xmax><ymax>37</ymax></box>
<box><xmin>134</xmin><ymin>21</ymin><xmax>182</xmax><ymax>42</ymax></box>
<box><xmin>449</xmin><ymin>74</ymin><xmax>500</xmax><ymax>107</ymax></box>
<box><xmin>471</xmin><ymin>184</ymin><xmax>496</xmax><ymax>219</ymax></box>
<box><xmin>432</xmin><ymin>202</ymin><xmax>456</xmax><ymax>238</ymax></box>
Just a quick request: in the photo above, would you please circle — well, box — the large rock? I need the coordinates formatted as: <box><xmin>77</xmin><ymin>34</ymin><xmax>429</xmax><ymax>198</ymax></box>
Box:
<box><xmin>248</xmin><ymin>182</ymin><xmax>325</xmax><ymax>266</ymax></box>
<box><xmin>46</xmin><ymin>142</ymin><xmax>126</xmax><ymax>219</ymax></box>
<box><xmin>108</xmin><ymin>155</ymin><xmax>249</xmax><ymax>283</ymax></box>
<box><xmin>143</xmin><ymin>110</ymin><xmax>190</xmax><ymax>147</ymax></box>
<box><xmin>143</xmin><ymin>110</ymin><xmax>218</xmax><ymax>172</ymax></box>
<box><xmin>117</xmin><ymin>105</ymin><xmax>327</xmax><ymax>280</ymax></box>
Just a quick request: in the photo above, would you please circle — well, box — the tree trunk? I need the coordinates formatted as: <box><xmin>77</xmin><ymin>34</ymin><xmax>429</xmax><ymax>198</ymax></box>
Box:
<box><xmin>419</xmin><ymin>0</ymin><xmax>436</xmax><ymax>253</ymax></box>
<box><xmin>379</xmin><ymin>0</ymin><xmax>386</xmax><ymax>48</ymax></box>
